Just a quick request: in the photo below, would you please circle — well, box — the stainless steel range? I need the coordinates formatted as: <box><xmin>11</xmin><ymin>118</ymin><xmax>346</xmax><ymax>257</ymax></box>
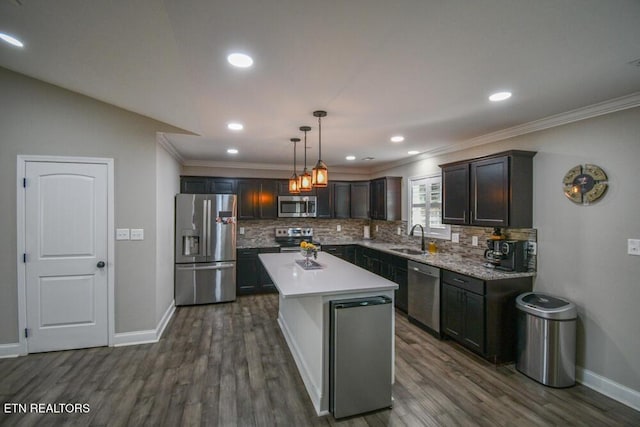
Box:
<box><xmin>275</xmin><ymin>227</ymin><xmax>321</xmax><ymax>252</ymax></box>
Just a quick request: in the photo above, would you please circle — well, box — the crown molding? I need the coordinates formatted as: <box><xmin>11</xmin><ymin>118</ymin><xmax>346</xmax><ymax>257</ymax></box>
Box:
<box><xmin>156</xmin><ymin>133</ymin><xmax>184</xmax><ymax>163</ymax></box>
<box><xmin>182</xmin><ymin>159</ymin><xmax>369</xmax><ymax>175</ymax></box>
<box><xmin>373</xmin><ymin>91</ymin><xmax>640</xmax><ymax>173</ymax></box>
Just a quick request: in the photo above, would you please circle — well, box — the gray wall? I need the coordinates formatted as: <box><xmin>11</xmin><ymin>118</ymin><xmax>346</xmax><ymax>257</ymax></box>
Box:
<box><xmin>0</xmin><ymin>67</ymin><xmax>183</xmax><ymax>342</ymax></box>
<box><xmin>380</xmin><ymin>107</ymin><xmax>640</xmax><ymax>392</ymax></box>
<box><xmin>156</xmin><ymin>143</ymin><xmax>180</xmax><ymax>323</ymax></box>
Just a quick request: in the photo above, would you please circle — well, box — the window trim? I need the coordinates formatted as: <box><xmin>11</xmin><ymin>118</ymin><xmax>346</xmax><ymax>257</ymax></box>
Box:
<box><xmin>407</xmin><ymin>173</ymin><xmax>451</xmax><ymax>240</ymax></box>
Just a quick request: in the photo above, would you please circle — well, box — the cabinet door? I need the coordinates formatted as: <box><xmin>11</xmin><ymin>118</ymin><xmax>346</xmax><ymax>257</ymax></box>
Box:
<box><xmin>315</xmin><ymin>185</ymin><xmax>332</xmax><ymax>218</ymax></box>
<box><xmin>236</xmin><ymin>249</ymin><xmax>259</xmax><ymax>294</ymax></box>
<box><xmin>237</xmin><ymin>180</ymin><xmax>259</xmax><ymax>219</ymax></box>
<box><xmin>208</xmin><ymin>178</ymin><xmax>236</xmax><ymax>194</ymax></box>
<box><xmin>322</xmin><ymin>245</ymin><xmax>344</xmax><ymax>259</ymax></box>
<box><xmin>369</xmin><ymin>178</ymin><xmax>385</xmax><ymax>220</ymax></box>
<box><xmin>180</xmin><ymin>177</ymin><xmax>208</xmax><ymax>194</ymax></box>
<box><xmin>351</xmin><ymin>181</ymin><xmax>370</xmax><ymax>219</ymax></box>
<box><xmin>462</xmin><ymin>291</ymin><xmax>485</xmax><ymax>353</ymax></box>
<box><xmin>442</xmin><ymin>284</ymin><xmax>463</xmax><ymax>339</ymax></box>
<box><xmin>470</xmin><ymin>156</ymin><xmax>508</xmax><ymax>227</ymax></box>
<box><xmin>333</xmin><ymin>182</ymin><xmax>351</xmax><ymax>218</ymax></box>
<box><xmin>258</xmin><ymin>247</ymin><xmax>280</xmax><ymax>292</ymax></box>
<box><xmin>343</xmin><ymin>245</ymin><xmax>356</xmax><ymax>264</ymax></box>
<box><xmin>258</xmin><ymin>180</ymin><xmax>278</xmax><ymax>219</ymax></box>
<box><xmin>393</xmin><ymin>265</ymin><xmax>408</xmax><ymax>313</ymax></box>
<box><xmin>442</xmin><ymin>164</ymin><xmax>469</xmax><ymax>224</ymax></box>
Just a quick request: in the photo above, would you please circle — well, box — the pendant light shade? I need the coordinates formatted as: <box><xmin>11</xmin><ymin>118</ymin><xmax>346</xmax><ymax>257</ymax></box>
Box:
<box><xmin>288</xmin><ymin>138</ymin><xmax>301</xmax><ymax>194</ymax></box>
<box><xmin>299</xmin><ymin>126</ymin><xmax>313</xmax><ymax>192</ymax></box>
<box><xmin>312</xmin><ymin>110</ymin><xmax>329</xmax><ymax>187</ymax></box>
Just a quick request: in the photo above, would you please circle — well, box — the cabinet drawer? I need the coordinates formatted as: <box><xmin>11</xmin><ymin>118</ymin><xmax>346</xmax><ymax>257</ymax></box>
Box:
<box><xmin>237</xmin><ymin>248</ymin><xmax>259</xmax><ymax>257</ymax></box>
<box><xmin>442</xmin><ymin>270</ymin><xmax>484</xmax><ymax>295</ymax></box>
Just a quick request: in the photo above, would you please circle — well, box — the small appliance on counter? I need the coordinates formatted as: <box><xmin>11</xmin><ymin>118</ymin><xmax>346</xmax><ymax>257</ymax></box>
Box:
<box><xmin>275</xmin><ymin>227</ymin><xmax>321</xmax><ymax>252</ymax></box>
<box><xmin>484</xmin><ymin>240</ymin><xmax>529</xmax><ymax>272</ymax></box>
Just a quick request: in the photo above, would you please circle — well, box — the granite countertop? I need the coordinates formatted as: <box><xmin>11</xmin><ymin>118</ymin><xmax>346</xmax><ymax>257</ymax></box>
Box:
<box><xmin>318</xmin><ymin>239</ymin><xmax>536</xmax><ymax>281</ymax></box>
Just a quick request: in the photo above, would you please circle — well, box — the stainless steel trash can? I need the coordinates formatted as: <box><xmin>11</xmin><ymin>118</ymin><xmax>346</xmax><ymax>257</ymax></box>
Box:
<box><xmin>516</xmin><ymin>292</ymin><xmax>577</xmax><ymax>388</ymax></box>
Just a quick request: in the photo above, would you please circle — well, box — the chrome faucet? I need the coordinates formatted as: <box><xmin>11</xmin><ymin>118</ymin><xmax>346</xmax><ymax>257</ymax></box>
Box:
<box><xmin>409</xmin><ymin>224</ymin><xmax>426</xmax><ymax>254</ymax></box>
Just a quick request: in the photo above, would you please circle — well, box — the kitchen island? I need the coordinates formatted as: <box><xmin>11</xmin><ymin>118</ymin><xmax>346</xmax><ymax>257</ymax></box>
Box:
<box><xmin>258</xmin><ymin>251</ymin><xmax>398</xmax><ymax>416</ymax></box>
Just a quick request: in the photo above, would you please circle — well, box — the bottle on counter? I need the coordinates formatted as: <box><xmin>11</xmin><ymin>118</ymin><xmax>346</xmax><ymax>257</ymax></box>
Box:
<box><xmin>428</xmin><ymin>241</ymin><xmax>437</xmax><ymax>254</ymax></box>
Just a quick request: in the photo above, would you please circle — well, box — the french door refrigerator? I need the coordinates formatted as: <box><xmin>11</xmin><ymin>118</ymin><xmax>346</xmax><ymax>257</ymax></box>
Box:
<box><xmin>175</xmin><ymin>194</ymin><xmax>237</xmax><ymax>305</ymax></box>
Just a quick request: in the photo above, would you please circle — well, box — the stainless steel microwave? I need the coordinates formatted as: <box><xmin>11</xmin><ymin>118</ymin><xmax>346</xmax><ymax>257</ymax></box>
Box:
<box><xmin>278</xmin><ymin>195</ymin><xmax>317</xmax><ymax>218</ymax></box>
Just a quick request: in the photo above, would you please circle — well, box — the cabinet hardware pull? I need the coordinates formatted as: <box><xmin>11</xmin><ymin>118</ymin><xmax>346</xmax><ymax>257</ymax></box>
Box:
<box><xmin>453</xmin><ymin>278</ymin><xmax>466</xmax><ymax>284</ymax></box>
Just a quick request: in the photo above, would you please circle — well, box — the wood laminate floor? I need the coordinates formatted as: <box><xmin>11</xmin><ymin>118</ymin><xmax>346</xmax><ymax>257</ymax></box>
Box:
<box><xmin>1</xmin><ymin>294</ymin><xmax>639</xmax><ymax>426</ymax></box>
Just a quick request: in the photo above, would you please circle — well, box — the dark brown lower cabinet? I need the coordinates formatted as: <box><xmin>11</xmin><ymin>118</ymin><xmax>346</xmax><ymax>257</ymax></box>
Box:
<box><xmin>441</xmin><ymin>269</ymin><xmax>532</xmax><ymax>363</ymax></box>
<box><xmin>237</xmin><ymin>247</ymin><xmax>279</xmax><ymax>295</ymax></box>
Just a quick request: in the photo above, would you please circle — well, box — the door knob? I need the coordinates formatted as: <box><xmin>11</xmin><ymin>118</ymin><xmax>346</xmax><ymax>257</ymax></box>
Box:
<box><xmin>97</xmin><ymin>261</ymin><xmax>106</xmax><ymax>268</ymax></box>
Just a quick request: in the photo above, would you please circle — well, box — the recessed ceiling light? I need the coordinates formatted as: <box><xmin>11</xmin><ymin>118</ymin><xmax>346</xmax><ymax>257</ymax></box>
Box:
<box><xmin>227</xmin><ymin>53</ymin><xmax>253</xmax><ymax>68</ymax></box>
<box><xmin>390</xmin><ymin>135</ymin><xmax>405</xmax><ymax>143</ymax></box>
<box><xmin>227</xmin><ymin>148</ymin><xmax>238</xmax><ymax>154</ymax></box>
<box><xmin>345</xmin><ymin>155</ymin><xmax>356</xmax><ymax>161</ymax></box>
<box><xmin>0</xmin><ymin>32</ymin><xmax>24</xmax><ymax>48</ymax></box>
<box><xmin>408</xmin><ymin>150</ymin><xmax>419</xmax><ymax>155</ymax></box>
<box><xmin>227</xmin><ymin>122</ymin><xmax>243</xmax><ymax>131</ymax></box>
<box><xmin>489</xmin><ymin>91</ymin><xmax>512</xmax><ymax>102</ymax></box>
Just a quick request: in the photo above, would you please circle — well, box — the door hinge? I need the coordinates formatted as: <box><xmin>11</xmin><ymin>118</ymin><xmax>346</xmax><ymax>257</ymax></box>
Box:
<box><xmin>24</xmin><ymin>328</ymin><xmax>29</xmax><ymax>338</ymax></box>
<box><xmin>23</xmin><ymin>177</ymin><xmax>27</xmax><ymax>188</ymax></box>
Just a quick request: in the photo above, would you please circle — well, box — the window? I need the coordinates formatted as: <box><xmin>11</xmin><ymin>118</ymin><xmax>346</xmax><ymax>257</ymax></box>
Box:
<box><xmin>408</xmin><ymin>175</ymin><xmax>451</xmax><ymax>239</ymax></box>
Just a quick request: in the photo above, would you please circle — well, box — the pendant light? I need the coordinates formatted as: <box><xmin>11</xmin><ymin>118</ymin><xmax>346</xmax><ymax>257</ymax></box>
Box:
<box><xmin>299</xmin><ymin>126</ymin><xmax>313</xmax><ymax>192</ymax></box>
<box><xmin>312</xmin><ymin>110</ymin><xmax>328</xmax><ymax>187</ymax></box>
<box><xmin>288</xmin><ymin>138</ymin><xmax>301</xmax><ymax>194</ymax></box>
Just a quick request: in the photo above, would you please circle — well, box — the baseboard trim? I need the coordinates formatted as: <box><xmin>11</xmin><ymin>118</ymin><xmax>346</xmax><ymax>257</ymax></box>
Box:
<box><xmin>0</xmin><ymin>342</ymin><xmax>25</xmax><ymax>358</ymax></box>
<box><xmin>577</xmin><ymin>367</ymin><xmax>640</xmax><ymax>412</ymax></box>
<box><xmin>113</xmin><ymin>301</ymin><xmax>175</xmax><ymax>347</ymax></box>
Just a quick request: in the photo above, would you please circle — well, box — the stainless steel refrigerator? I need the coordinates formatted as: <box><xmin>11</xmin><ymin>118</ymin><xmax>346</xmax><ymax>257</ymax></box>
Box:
<box><xmin>175</xmin><ymin>194</ymin><xmax>237</xmax><ymax>305</ymax></box>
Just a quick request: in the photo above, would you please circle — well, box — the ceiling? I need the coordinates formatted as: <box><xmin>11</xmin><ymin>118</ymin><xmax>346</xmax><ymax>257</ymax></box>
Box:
<box><xmin>1</xmin><ymin>0</ymin><xmax>640</xmax><ymax>172</ymax></box>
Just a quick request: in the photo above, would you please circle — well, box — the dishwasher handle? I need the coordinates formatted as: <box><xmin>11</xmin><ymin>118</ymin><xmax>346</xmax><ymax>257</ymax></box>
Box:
<box><xmin>408</xmin><ymin>260</ymin><xmax>440</xmax><ymax>278</ymax></box>
<box><xmin>332</xmin><ymin>296</ymin><xmax>392</xmax><ymax>309</ymax></box>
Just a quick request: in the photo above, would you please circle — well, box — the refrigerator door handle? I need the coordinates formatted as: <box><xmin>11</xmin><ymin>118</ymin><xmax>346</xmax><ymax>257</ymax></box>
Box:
<box><xmin>206</xmin><ymin>199</ymin><xmax>212</xmax><ymax>258</ymax></box>
<box><xmin>176</xmin><ymin>263</ymin><xmax>235</xmax><ymax>271</ymax></box>
<box><xmin>202</xmin><ymin>199</ymin><xmax>208</xmax><ymax>259</ymax></box>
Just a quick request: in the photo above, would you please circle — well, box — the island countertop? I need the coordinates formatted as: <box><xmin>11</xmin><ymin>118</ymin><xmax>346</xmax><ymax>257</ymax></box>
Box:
<box><xmin>259</xmin><ymin>252</ymin><xmax>398</xmax><ymax>298</ymax></box>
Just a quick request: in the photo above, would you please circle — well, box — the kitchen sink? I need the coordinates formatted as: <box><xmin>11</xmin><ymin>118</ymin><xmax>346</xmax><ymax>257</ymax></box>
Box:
<box><xmin>389</xmin><ymin>247</ymin><xmax>424</xmax><ymax>256</ymax></box>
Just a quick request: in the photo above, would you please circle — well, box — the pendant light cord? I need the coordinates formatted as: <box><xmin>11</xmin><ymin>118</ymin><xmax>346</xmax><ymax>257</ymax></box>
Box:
<box><xmin>303</xmin><ymin>129</ymin><xmax>307</xmax><ymax>169</ymax></box>
<box><xmin>318</xmin><ymin>116</ymin><xmax>322</xmax><ymax>159</ymax></box>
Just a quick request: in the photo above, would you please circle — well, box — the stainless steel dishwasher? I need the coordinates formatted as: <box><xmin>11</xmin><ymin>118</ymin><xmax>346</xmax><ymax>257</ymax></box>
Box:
<box><xmin>330</xmin><ymin>296</ymin><xmax>393</xmax><ymax>419</ymax></box>
<box><xmin>408</xmin><ymin>261</ymin><xmax>440</xmax><ymax>336</ymax></box>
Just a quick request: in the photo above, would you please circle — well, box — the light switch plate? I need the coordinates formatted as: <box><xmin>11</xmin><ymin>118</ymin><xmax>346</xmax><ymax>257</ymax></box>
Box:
<box><xmin>130</xmin><ymin>228</ymin><xmax>144</xmax><ymax>241</ymax></box>
<box><xmin>116</xmin><ymin>228</ymin><xmax>130</xmax><ymax>240</ymax></box>
<box><xmin>397</xmin><ymin>227</ymin><xmax>402</xmax><ymax>235</ymax></box>
<box><xmin>239</xmin><ymin>227</ymin><xmax>245</xmax><ymax>235</ymax></box>
<box><xmin>451</xmin><ymin>233</ymin><xmax>459</xmax><ymax>243</ymax></box>
<box><xmin>628</xmin><ymin>239</ymin><xmax>640</xmax><ymax>256</ymax></box>
<box><xmin>337</xmin><ymin>224</ymin><xmax>341</xmax><ymax>232</ymax></box>
<box><xmin>472</xmin><ymin>236</ymin><xmax>478</xmax><ymax>246</ymax></box>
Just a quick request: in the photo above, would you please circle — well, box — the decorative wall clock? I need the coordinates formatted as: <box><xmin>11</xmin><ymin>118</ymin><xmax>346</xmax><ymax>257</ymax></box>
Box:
<box><xmin>563</xmin><ymin>164</ymin><xmax>608</xmax><ymax>205</ymax></box>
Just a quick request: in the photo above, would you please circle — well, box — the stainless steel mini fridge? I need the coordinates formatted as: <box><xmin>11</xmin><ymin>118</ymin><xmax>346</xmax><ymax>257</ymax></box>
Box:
<box><xmin>175</xmin><ymin>194</ymin><xmax>237</xmax><ymax>305</ymax></box>
<box><xmin>330</xmin><ymin>296</ymin><xmax>393</xmax><ymax>418</ymax></box>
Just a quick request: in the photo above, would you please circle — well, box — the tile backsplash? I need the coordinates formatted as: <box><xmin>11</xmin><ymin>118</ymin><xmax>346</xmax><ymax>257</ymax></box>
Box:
<box><xmin>238</xmin><ymin>218</ymin><xmax>537</xmax><ymax>270</ymax></box>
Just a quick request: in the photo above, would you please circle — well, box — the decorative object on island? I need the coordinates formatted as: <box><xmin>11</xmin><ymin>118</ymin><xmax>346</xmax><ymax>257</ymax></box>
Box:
<box><xmin>562</xmin><ymin>164</ymin><xmax>608</xmax><ymax>205</ymax></box>
<box><xmin>312</xmin><ymin>110</ymin><xmax>329</xmax><ymax>187</ymax></box>
<box><xmin>288</xmin><ymin>138</ymin><xmax>301</xmax><ymax>194</ymax></box>
<box><xmin>299</xmin><ymin>126</ymin><xmax>313</xmax><ymax>192</ymax></box>
<box><xmin>299</xmin><ymin>241</ymin><xmax>318</xmax><ymax>267</ymax></box>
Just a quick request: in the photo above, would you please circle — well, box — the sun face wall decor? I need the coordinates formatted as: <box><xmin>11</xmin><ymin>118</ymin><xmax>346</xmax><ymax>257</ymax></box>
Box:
<box><xmin>563</xmin><ymin>164</ymin><xmax>608</xmax><ymax>205</ymax></box>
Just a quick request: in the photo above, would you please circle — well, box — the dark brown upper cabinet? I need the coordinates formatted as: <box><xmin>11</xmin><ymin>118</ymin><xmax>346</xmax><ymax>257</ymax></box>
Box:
<box><xmin>180</xmin><ymin>176</ymin><xmax>236</xmax><ymax>194</ymax></box>
<box><xmin>236</xmin><ymin>179</ymin><xmax>278</xmax><ymax>220</ymax></box>
<box><xmin>441</xmin><ymin>150</ymin><xmax>536</xmax><ymax>228</ymax></box>
<box><xmin>350</xmin><ymin>181</ymin><xmax>370</xmax><ymax>219</ymax></box>
<box><xmin>370</xmin><ymin>177</ymin><xmax>401</xmax><ymax>221</ymax></box>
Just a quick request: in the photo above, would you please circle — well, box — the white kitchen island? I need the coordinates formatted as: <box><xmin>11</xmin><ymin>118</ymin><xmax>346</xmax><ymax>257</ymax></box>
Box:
<box><xmin>258</xmin><ymin>251</ymin><xmax>398</xmax><ymax>416</ymax></box>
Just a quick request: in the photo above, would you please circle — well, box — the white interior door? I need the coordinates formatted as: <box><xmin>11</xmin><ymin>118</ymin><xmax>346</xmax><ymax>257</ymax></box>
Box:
<box><xmin>24</xmin><ymin>161</ymin><xmax>109</xmax><ymax>353</ymax></box>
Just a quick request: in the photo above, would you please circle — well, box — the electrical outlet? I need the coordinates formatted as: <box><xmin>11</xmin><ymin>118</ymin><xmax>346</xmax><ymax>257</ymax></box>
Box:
<box><xmin>397</xmin><ymin>227</ymin><xmax>402</xmax><ymax>235</ymax></box>
<box><xmin>451</xmin><ymin>233</ymin><xmax>459</xmax><ymax>243</ymax></box>
<box><xmin>528</xmin><ymin>242</ymin><xmax>537</xmax><ymax>255</ymax></box>
<box><xmin>376</xmin><ymin>225</ymin><xmax>379</xmax><ymax>232</ymax></box>
<box><xmin>628</xmin><ymin>239</ymin><xmax>640</xmax><ymax>256</ymax></box>
<box><xmin>239</xmin><ymin>227</ymin><xmax>245</xmax><ymax>235</ymax></box>
<box><xmin>337</xmin><ymin>224</ymin><xmax>341</xmax><ymax>232</ymax></box>
<box><xmin>472</xmin><ymin>236</ymin><xmax>478</xmax><ymax>246</ymax></box>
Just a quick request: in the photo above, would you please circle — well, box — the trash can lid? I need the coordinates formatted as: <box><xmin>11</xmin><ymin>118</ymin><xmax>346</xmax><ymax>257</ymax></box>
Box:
<box><xmin>516</xmin><ymin>292</ymin><xmax>577</xmax><ymax>320</ymax></box>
